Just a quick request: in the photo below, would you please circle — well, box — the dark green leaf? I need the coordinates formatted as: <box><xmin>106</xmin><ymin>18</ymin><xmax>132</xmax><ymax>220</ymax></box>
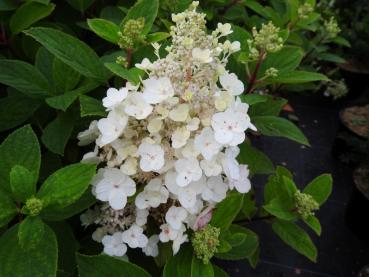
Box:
<box><xmin>238</xmin><ymin>142</ymin><xmax>274</xmax><ymax>175</ymax></box>
<box><xmin>76</xmin><ymin>253</ymin><xmax>150</xmax><ymax>277</ymax></box>
<box><xmin>272</xmin><ymin>220</ymin><xmax>317</xmax><ymax>262</ymax></box>
<box><xmin>79</xmin><ymin>95</ymin><xmax>107</xmax><ymax>117</ymax></box>
<box><xmin>0</xmin><ymin>189</ymin><xmax>17</xmax><ymax>227</ymax></box>
<box><xmin>121</xmin><ymin>0</ymin><xmax>159</xmax><ymax>35</ymax></box>
<box><xmin>249</xmin><ymin>96</ymin><xmax>287</xmax><ymax>117</ymax></box>
<box><xmin>24</xmin><ymin>27</ymin><xmax>109</xmax><ymax>81</ymax></box>
<box><xmin>87</xmin><ymin>18</ymin><xmax>120</xmax><ymax>44</ymax></box>
<box><xmin>0</xmin><ymin>59</ymin><xmax>50</xmax><ymax>98</ymax></box>
<box><xmin>53</xmin><ymin>58</ymin><xmax>81</xmax><ymax>93</ymax></box>
<box><xmin>0</xmin><ymin>223</ymin><xmax>58</xmax><ymax>276</ymax></box>
<box><xmin>240</xmin><ymin>94</ymin><xmax>268</xmax><ymax>105</ymax></box>
<box><xmin>272</xmin><ymin>71</ymin><xmax>329</xmax><ymax>84</ymax></box>
<box><xmin>37</xmin><ymin>163</ymin><xmax>96</xmax><ymax>209</ymax></box>
<box><xmin>317</xmin><ymin>53</ymin><xmax>346</xmax><ymax>64</ymax></box>
<box><xmin>0</xmin><ymin>92</ymin><xmax>41</xmax><ymax>131</ymax></box>
<box><xmin>41</xmin><ymin>112</ymin><xmax>75</xmax><ymax>155</ymax></box>
<box><xmin>35</xmin><ymin>47</ymin><xmax>54</xmax><ymax>86</ymax></box>
<box><xmin>66</xmin><ymin>0</ymin><xmax>95</xmax><ymax>12</ymax></box>
<box><xmin>0</xmin><ymin>125</ymin><xmax>41</xmax><ymax>192</ymax></box>
<box><xmin>10</xmin><ymin>165</ymin><xmax>36</xmax><ymax>202</ymax></box>
<box><xmin>211</xmin><ymin>192</ymin><xmax>244</xmax><ymax>231</ymax></box>
<box><xmin>10</xmin><ymin>2</ymin><xmax>55</xmax><ymax>35</ymax></box>
<box><xmin>163</xmin><ymin>244</ymin><xmax>213</xmax><ymax>277</ymax></box>
<box><xmin>252</xmin><ymin>115</ymin><xmax>310</xmax><ymax>146</ymax></box>
<box><xmin>18</xmin><ymin>216</ymin><xmax>44</xmax><ymax>249</ymax></box>
<box><xmin>303</xmin><ymin>174</ymin><xmax>332</xmax><ymax>205</ymax></box>
<box><xmin>0</xmin><ymin>0</ymin><xmax>17</xmax><ymax>11</ymax></box>
<box><xmin>264</xmin><ymin>173</ymin><xmax>297</xmax><ymax>205</ymax></box>
<box><xmin>213</xmin><ymin>265</ymin><xmax>229</xmax><ymax>277</ymax></box>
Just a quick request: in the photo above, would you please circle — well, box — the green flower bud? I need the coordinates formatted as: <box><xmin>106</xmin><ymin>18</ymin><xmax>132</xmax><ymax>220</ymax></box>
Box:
<box><xmin>251</xmin><ymin>22</ymin><xmax>283</xmax><ymax>53</ymax></box>
<box><xmin>298</xmin><ymin>3</ymin><xmax>313</xmax><ymax>20</ymax></box>
<box><xmin>265</xmin><ymin>67</ymin><xmax>279</xmax><ymax>78</ymax></box>
<box><xmin>116</xmin><ymin>56</ymin><xmax>128</xmax><ymax>67</ymax></box>
<box><xmin>324</xmin><ymin>17</ymin><xmax>341</xmax><ymax>38</ymax></box>
<box><xmin>191</xmin><ymin>224</ymin><xmax>220</xmax><ymax>264</ymax></box>
<box><xmin>23</xmin><ymin>197</ymin><xmax>43</xmax><ymax>216</ymax></box>
<box><xmin>324</xmin><ymin>79</ymin><xmax>348</xmax><ymax>100</ymax></box>
<box><xmin>294</xmin><ymin>191</ymin><xmax>319</xmax><ymax>219</ymax></box>
<box><xmin>118</xmin><ymin>17</ymin><xmax>146</xmax><ymax>49</ymax></box>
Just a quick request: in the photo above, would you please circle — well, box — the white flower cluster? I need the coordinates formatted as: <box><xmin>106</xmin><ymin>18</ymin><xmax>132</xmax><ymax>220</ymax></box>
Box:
<box><xmin>79</xmin><ymin>1</ymin><xmax>255</xmax><ymax>258</ymax></box>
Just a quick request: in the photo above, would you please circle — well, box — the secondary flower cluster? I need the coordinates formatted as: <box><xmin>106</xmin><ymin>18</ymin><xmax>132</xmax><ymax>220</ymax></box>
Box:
<box><xmin>79</xmin><ymin>1</ymin><xmax>255</xmax><ymax>259</ymax></box>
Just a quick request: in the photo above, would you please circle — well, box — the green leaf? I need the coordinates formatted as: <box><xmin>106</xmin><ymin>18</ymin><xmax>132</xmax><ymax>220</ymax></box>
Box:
<box><xmin>41</xmin><ymin>112</ymin><xmax>75</xmax><ymax>155</ymax></box>
<box><xmin>105</xmin><ymin>62</ymin><xmax>144</xmax><ymax>84</ymax></box>
<box><xmin>40</xmin><ymin>189</ymin><xmax>96</xmax><ymax>221</ymax></box>
<box><xmin>37</xmin><ymin>163</ymin><xmax>96</xmax><ymax>209</ymax></box>
<box><xmin>303</xmin><ymin>215</ymin><xmax>321</xmax><ymax>236</ymax></box>
<box><xmin>66</xmin><ymin>0</ymin><xmax>95</xmax><ymax>11</ymax></box>
<box><xmin>238</xmin><ymin>142</ymin><xmax>274</xmax><ymax>175</ymax></box>
<box><xmin>79</xmin><ymin>95</ymin><xmax>107</xmax><ymax>117</ymax></box>
<box><xmin>121</xmin><ymin>0</ymin><xmax>159</xmax><ymax>35</ymax></box>
<box><xmin>18</xmin><ymin>216</ymin><xmax>45</xmax><ymax>249</ymax></box>
<box><xmin>163</xmin><ymin>244</ymin><xmax>213</xmax><ymax>277</ymax></box>
<box><xmin>252</xmin><ymin>115</ymin><xmax>310</xmax><ymax>146</ymax></box>
<box><xmin>46</xmin><ymin>79</ymin><xmax>99</xmax><ymax>111</ymax></box>
<box><xmin>10</xmin><ymin>2</ymin><xmax>55</xmax><ymax>35</ymax></box>
<box><xmin>53</xmin><ymin>58</ymin><xmax>81</xmax><ymax>93</ymax></box>
<box><xmin>240</xmin><ymin>94</ymin><xmax>268</xmax><ymax>105</ymax></box>
<box><xmin>263</xmin><ymin>197</ymin><xmax>297</xmax><ymax>221</ymax></box>
<box><xmin>271</xmin><ymin>71</ymin><xmax>329</xmax><ymax>84</ymax></box>
<box><xmin>332</xmin><ymin>36</ymin><xmax>351</xmax><ymax>47</ymax></box>
<box><xmin>303</xmin><ymin>174</ymin><xmax>332</xmax><ymax>205</ymax></box>
<box><xmin>24</xmin><ymin>27</ymin><xmax>109</xmax><ymax>81</ymax></box>
<box><xmin>10</xmin><ymin>165</ymin><xmax>36</xmax><ymax>202</ymax></box>
<box><xmin>264</xmin><ymin>173</ymin><xmax>297</xmax><ymax>205</ymax></box>
<box><xmin>211</xmin><ymin>192</ymin><xmax>244</xmax><ymax>231</ymax></box>
<box><xmin>0</xmin><ymin>190</ymin><xmax>17</xmax><ymax>227</ymax></box>
<box><xmin>0</xmin><ymin>59</ymin><xmax>50</xmax><ymax>98</ymax></box>
<box><xmin>146</xmin><ymin>32</ymin><xmax>171</xmax><ymax>43</ymax></box>
<box><xmin>35</xmin><ymin>46</ymin><xmax>54</xmax><ymax>86</ymax></box>
<box><xmin>0</xmin><ymin>125</ymin><xmax>41</xmax><ymax>192</ymax></box>
<box><xmin>249</xmin><ymin>96</ymin><xmax>287</xmax><ymax>117</ymax></box>
<box><xmin>213</xmin><ymin>265</ymin><xmax>229</xmax><ymax>277</ymax></box>
<box><xmin>0</xmin><ymin>223</ymin><xmax>57</xmax><ymax>276</ymax></box>
<box><xmin>317</xmin><ymin>53</ymin><xmax>346</xmax><ymax>64</ymax></box>
<box><xmin>0</xmin><ymin>92</ymin><xmax>41</xmax><ymax>131</ymax></box>
<box><xmin>272</xmin><ymin>220</ymin><xmax>317</xmax><ymax>262</ymax></box>
<box><xmin>216</xmin><ymin>225</ymin><xmax>259</xmax><ymax>260</ymax></box>
<box><xmin>76</xmin><ymin>253</ymin><xmax>150</xmax><ymax>277</ymax></box>
<box><xmin>87</xmin><ymin>18</ymin><xmax>120</xmax><ymax>44</ymax></box>
<box><xmin>259</xmin><ymin>46</ymin><xmax>303</xmax><ymax>77</ymax></box>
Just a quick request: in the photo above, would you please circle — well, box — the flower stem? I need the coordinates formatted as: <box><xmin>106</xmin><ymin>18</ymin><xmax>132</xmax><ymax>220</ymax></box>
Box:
<box><xmin>246</xmin><ymin>51</ymin><xmax>265</xmax><ymax>94</ymax></box>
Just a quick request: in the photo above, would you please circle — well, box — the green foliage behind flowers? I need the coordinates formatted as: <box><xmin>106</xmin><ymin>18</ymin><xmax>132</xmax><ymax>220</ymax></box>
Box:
<box><xmin>0</xmin><ymin>0</ymin><xmax>336</xmax><ymax>276</ymax></box>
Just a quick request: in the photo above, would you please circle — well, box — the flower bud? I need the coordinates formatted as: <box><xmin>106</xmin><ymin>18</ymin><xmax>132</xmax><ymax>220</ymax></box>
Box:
<box><xmin>294</xmin><ymin>191</ymin><xmax>319</xmax><ymax>219</ymax></box>
<box><xmin>191</xmin><ymin>224</ymin><xmax>220</xmax><ymax>264</ymax></box>
<box><xmin>24</xmin><ymin>197</ymin><xmax>43</xmax><ymax>216</ymax></box>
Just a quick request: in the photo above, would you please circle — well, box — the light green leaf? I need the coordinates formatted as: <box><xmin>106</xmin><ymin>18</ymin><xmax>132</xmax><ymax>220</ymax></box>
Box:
<box><xmin>46</xmin><ymin>79</ymin><xmax>99</xmax><ymax>111</ymax></box>
<box><xmin>303</xmin><ymin>174</ymin><xmax>332</xmax><ymax>205</ymax></box>
<box><xmin>87</xmin><ymin>18</ymin><xmax>120</xmax><ymax>44</ymax></box>
<box><xmin>264</xmin><ymin>172</ymin><xmax>297</xmax><ymax>205</ymax></box>
<box><xmin>303</xmin><ymin>215</ymin><xmax>321</xmax><ymax>236</ymax></box>
<box><xmin>163</xmin><ymin>244</ymin><xmax>213</xmax><ymax>277</ymax></box>
<box><xmin>40</xmin><ymin>190</ymin><xmax>96</xmax><ymax>221</ymax></box>
<box><xmin>41</xmin><ymin>112</ymin><xmax>75</xmax><ymax>155</ymax></box>
<box><xmin>10</xmin><ymin>2</ymin><xmax>55</xmax><ymax>35</ymax></box>
<box><xmin>53</xmin><ymin>58</ymin><xmax>81</xmax><ymax>93</ymax></box>
<box><xmin>0</xmin><ymin>125</ymin><xmax>41</xmax><ymax>192</ymax></box>
<box><xmin>0</xmin><ymin>59</ymin><xmax>50</xmax><ymax>98</ymax></box>
<box><xmin>272</xmin><ymin>71</ymin><xmax>329</xmax><ymax>84</ymax></box>
<box><xmin>263</xmin><ymin>198</ymin><xmax>297</xmax><ymax>221</ymax></box>
<box><xmin>146</xmin><ymin>32</ymin><xmax>171</xmax><ymax>43</ymax></box>
<box><xmin>211</xmin><ymin>192</ymin><xmax>244</xmax><ymax>231</ymax></box>
<box><xmin>24</xmin><ymin>27</ymin><xmax>109</xmax><ymax>81</ymax></box>
<box><xmin>0</xmin><ymin>92</ymin><xmax>41</xmax><ymax>131</ymax></box>
<box><xmin>121</xmin><ymin>0</ymin><xmax>159</xmax><ymax>35</ymax></box>
<box><xmin>37</xmin><ymin>163</ymin><xmax>96</xmax><ymax>209</ymax></box>
<box><xmin>252</xmin><ymin>115</ymin><xmax>310</xmax><ymax>146</ymax></box>
<box><xmin>238</xmin><ymin>142</ymin><xmax>274</xmax><ymax>175</ymax></box>
<box><xmin>79</xmin><ymin>95</ymin><xmax>107</xmax><ymax>117</ymax></box>
<box><xmin>216</xmin><ymin>225</ymin><xmax>259</xmax><ymax>260</ymax></box>
<box><xmin>76</xmin><ymin>253</ymin><xmax>150</xmax><ymax>277</ymax></box>
<box><xmin>272</xmin><ymin>220</ymin><xmax>317</xmax><ymax>262</ymax></box>
<box><xmin>105</xmin><ymin>62</ymin><xmax>144</xmax><ymax>84</ymax></box>
<box><xmin>0</xmin><ymin>190</ymin><xmax>17</xmax><ymax>227</ymax></box>
<box><xmin>0</xmin><ymin>223</ymin><xmax>57</xmax><ymax>276</ymax></box>
<box><xmin>240</xmin><ymin>94</ymin><xmax>268</xmax><ymax>105</ymax></box>
<box><xmin>18</xmin><ymin>216</ymin><xmax>44</xmax><ymax>250</ymax></box>
<box><xmin>10</xmin><ymin>165</ymin><xmax>36</xmax><ymax>202</ymax></box>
